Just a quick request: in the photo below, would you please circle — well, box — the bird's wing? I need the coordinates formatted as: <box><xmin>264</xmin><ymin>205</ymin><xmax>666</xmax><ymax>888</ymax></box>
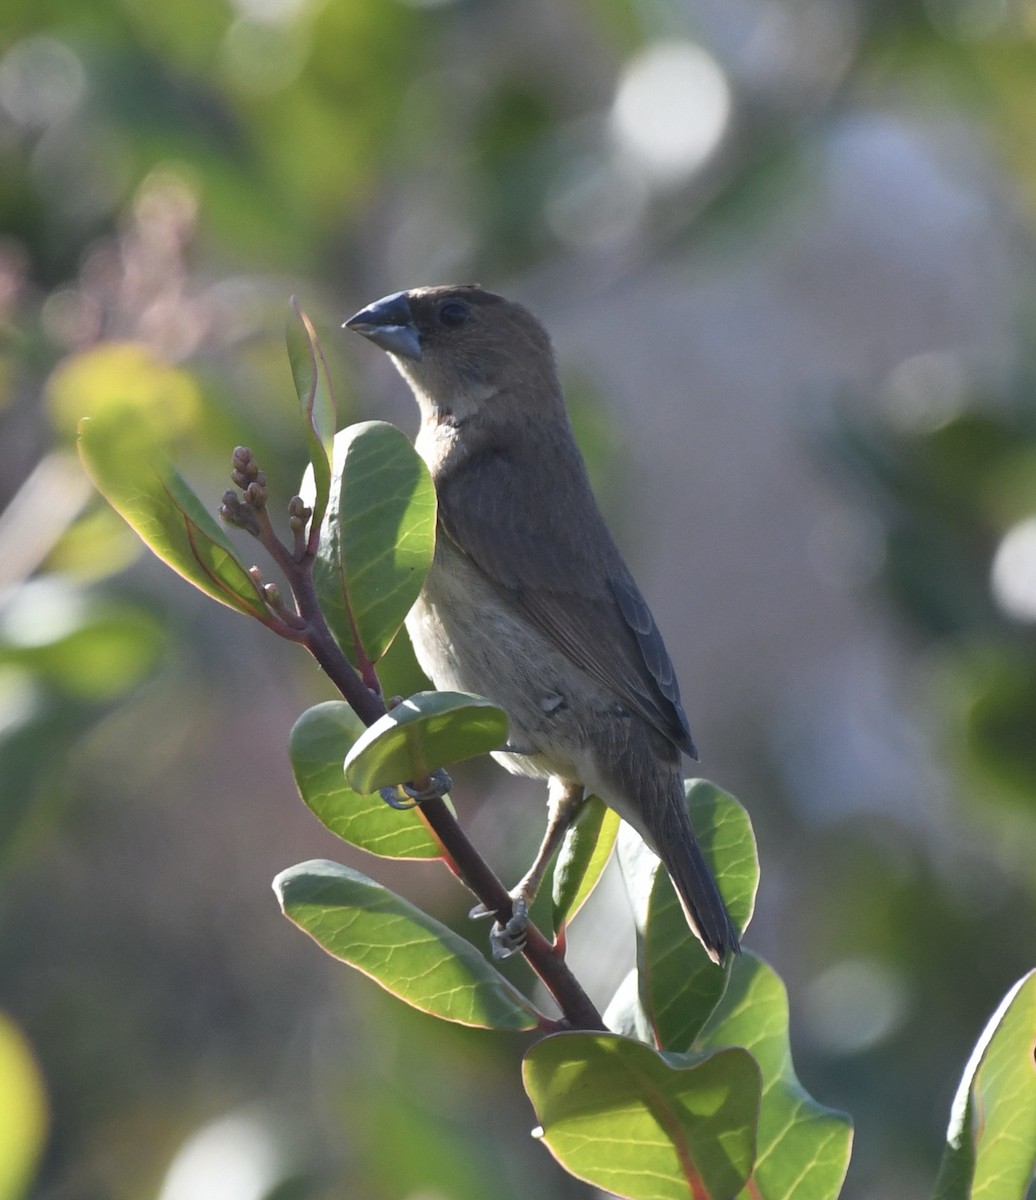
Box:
<box><xmin>435</xmin><ymin>444</ymin><xmax>697</xmax><ymax>758</ymax></box>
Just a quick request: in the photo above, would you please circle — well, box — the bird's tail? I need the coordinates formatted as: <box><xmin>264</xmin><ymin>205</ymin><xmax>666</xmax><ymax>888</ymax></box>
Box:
<box><xmin>651</xmin><ymin>780</ymin><xmax>740</xmax><ymax>965</ymax></box>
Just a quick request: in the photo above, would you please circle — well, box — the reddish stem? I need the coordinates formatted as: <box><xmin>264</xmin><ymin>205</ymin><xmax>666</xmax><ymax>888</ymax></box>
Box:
<box><xmin>246</xmin><ymin>491</ymin><xmax>605</xmax><ymax>1030</ymax></box>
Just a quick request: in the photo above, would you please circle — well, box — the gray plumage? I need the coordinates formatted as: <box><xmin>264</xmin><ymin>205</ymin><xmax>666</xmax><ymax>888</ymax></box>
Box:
<box><xmin>346</xmin><ymin>284</ymin><xmax>739</xmax><ymax>963</ymax></box>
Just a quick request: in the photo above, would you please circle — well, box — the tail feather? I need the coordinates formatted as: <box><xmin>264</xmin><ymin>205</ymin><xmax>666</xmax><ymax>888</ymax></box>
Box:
<box><xmin>653</xmin><ymin>787</ymin><xmax>740</xmax><ymax>965</ymax></box>
<box><xmin>595</xmin><ymin>730</ymin><xmax>740</xmax><ymax>963</ymax></box>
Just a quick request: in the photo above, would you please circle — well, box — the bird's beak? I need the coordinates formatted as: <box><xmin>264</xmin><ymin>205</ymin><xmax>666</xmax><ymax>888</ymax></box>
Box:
<box><xmin>344</xmin><ymin>291</ymin><xmax>422</xmax><ymax>361</ymax></box>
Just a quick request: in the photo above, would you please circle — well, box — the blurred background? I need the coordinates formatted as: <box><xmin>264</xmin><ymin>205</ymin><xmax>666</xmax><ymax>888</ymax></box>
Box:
<box><xmin>2</xmin><ymin>0</ymin><xmax>1036</xmax><ymax>1197</ymax></box>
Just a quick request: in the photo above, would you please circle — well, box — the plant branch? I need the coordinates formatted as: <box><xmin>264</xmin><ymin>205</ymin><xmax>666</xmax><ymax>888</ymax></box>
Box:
<box><xmin>292</xmin><ymin>574</ymin><xmax>605</xmax><ymax>1029</ymax></box>
<box><xmin>225</xmin><ymin>451</ymin><xmax>606</xmax><ymax>1031</ymax></box>
<box><xmin>417</xmin><ymin>795</ymin><xmax>606</xmax><ymax>1030</ymax></box>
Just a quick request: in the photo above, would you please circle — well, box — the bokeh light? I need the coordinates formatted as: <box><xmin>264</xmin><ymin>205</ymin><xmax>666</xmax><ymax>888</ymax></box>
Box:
<box><xmin>991</xmin><ymin>516</ymin><xmax>1036</xmax><ymax>622</ymax></box>
<box><xmin>610</xmin><ymin>41</ymin><xmax>732</xmax><ymax>185</ymax></box>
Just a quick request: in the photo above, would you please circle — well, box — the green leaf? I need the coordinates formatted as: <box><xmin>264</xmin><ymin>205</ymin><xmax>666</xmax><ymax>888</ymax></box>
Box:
<box><xmin>551</xmin><ymin>794</ymin><xmax>620</xmax><ymax>934</ymax></box>
<box><xmin>933</xmin><ymin>969</ymin><xmax>1036</xmax><ymax>1200</ymax></box>
<box><xmin>696</xmin><ymin>953</ymin><xmax>853</xmax><ymax>1200</ymax></box>
<box><xmin>274</xmin><ymin>860</ymin><xmax>539</xmax><ymax>1031</ymax></box>
<box><xmin>78</xmin><ymin>412</ymin><xmax>269</xmax><ymax>621</ymax></box>
<box><xmin>301</xmin><ymin>422</ymin><xmax>436</xmax><ymax>666</ymax></box>
<box><xmin>289</xmin><ymin>702</ymin><xmax>443</xmax><ymax>859</ymax></box>
<box><xmin>286</xmin><ymin>299</ymin><xmax>335</xmax><ymax>531</ymax></box>
<box><xmin>343</xmin><ymin>691</ymin><xmax>508</xmax><ymax>793</ymax></box>
<box><xmin>685</xmin><ymin>779</ymin><xmax>759</xmax><ymax>933</ymax></box>
<box><xmin>0</xmin><ymin>1012</ymin><xmax>48</xmax><ymax>1200</ymax></box>
<box><xmin>523</xmin><ymin>1032</ymin><xmax>761</xmax><ymax>1200</ymax></box>
<box><xmin>602</xmin><ymin>969</ymin><xmax>653</xmax><ymax>1046</ymax></box>
<box><xmin>618</xmin><ymin>780</ymin><xmax>760</xmax><ymax>1051</ymax></box>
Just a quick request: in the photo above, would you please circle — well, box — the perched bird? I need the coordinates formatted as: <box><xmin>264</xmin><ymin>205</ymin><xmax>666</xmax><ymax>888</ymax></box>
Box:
<box><xmin>345</xmin><ymin>285</ymin><xmax>739</xmax><ymax>964</ymax></box>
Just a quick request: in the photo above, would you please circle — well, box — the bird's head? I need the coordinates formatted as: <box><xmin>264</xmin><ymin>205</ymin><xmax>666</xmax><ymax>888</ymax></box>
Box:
<box><xmin>345</xmin><ymin>284</ymin><xmax>562</xmax><ymax>426</ymax></box>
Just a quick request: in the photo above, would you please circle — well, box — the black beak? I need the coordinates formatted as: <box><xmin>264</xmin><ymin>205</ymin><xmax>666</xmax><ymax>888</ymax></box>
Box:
<box><xmin>344</xmin><ymin>291</ymin><xmax>422</xmax><ymax>361</ymax></box>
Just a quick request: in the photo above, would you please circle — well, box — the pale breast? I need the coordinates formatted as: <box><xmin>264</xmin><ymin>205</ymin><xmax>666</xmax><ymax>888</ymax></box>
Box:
<box><xmin>405</xmin><ymin>539</ymin><xmax>594</xmax><ymax>780</ymax></box>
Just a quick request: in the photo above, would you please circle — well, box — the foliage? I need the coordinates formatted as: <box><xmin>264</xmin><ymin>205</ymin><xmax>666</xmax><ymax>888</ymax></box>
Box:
<box><xmin>300</xmin><ymin>421</ymin><xmax>437</xmax><ymax>673</ymax></box>
<box><xmin>64</xmin><ymin>310</ymin><xmax>1034</xmax><ymax>1200</ymax></box>
<box><xmin>3</xmin><ymin>2</ymin><xmax>1036</xmax><ymax>1196</ymax></box>
<box><xmin>934</xmin><ymin>970</ymin><xmax>1036</xmax><ymax>1200</ymax></box>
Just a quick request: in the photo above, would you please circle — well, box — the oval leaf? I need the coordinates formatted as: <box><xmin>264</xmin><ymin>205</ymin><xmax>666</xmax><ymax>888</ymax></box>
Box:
<box><xmin>274</xmin><ymin>859</ymin><xmax>539</xmax><ymax>1031</ymax></box>
<box><xmin>302</xmin><ymin>422</ymin><xmax>436</xmax><ymax>666</ymax></box>
<box><xmin>551</xmin><ymin>794</ymin><xmax>620</xmax><ymax>933</ymax></box>
<box><xmin>289</xmin><ymin>702</ymin><xmax>443</xmax><ymax>859</ymax></box>
<box><xmin>934</xmin><ymin>969</ymin><xmax>1036</xmax><ymax>1200</ymax></box>
<box><xmin>78</xmin><ymin>412</ymin><xmax>268</xmax><ymax>621</ymax></box>
<box><xmin>524</xmin><ymin>1032</ymin><xmax>761</xmax><ymax>1200</ymax></box>
<box><xmin>286</xmin><ymin>299</ymin><xmax>335</xmax><ymax>530</ymax></box>
<box><xmin>695</xmin><ymin>953</ymin><xmax>853</xmax><ymax>1200</ymax></box>
<box><xmin>617</xmin><ymin>780</ymin><xmax>760</xmax><ymax>1051</ymax></box>
<box><xmin>343</xmin><ymin>691</ymin><xmax>508</xmax><ymax>793</ymax></box>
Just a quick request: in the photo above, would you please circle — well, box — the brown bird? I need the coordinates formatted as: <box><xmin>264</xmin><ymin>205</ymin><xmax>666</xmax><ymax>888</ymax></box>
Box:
<box><xmin>345</xmin><ymin>285</ymin><xmax>739</xmax><ymax>964</ymax></box>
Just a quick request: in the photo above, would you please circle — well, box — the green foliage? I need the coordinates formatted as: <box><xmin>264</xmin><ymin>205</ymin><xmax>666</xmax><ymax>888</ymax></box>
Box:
<box><xmin>524</xmin><ymin>1034</ymin><xmax>761</xmax><ymax>1200</ymax></box>
<box><xmin>286</xmin><ymin>298</ymin><xmax>336</xmax><ymax>534</ymax></box>
<box><xmin>618</xmin><ymin>782</ymin><xmax>759</xmax><ymax>1052</ymax></box>
<box><xmin>289</xmin><ymin>701</ymin><xmax>443</xmax><ymax>860</ymax></box>
<box><xmin>78</xmin><ymin>409</ymin><xmax>269</xmax><ymax>622</ymax></box>
<box><xmin>343</xmin><ymin>691</ymin><xmax>508</xmax><ymax>794</ymax></box>
<box><xmin>6</xmin><ymin>4</ymin><xmax>1036</xmax><ymax>1198</ymax></box>
<box><xmin>274</xmin><ymin>860</ymin><xmax>540</xmax><ymax>1032</ymax></box>
<box><xmin>63</xmin><ymin>306</ymin><xmax>1036</xmax><ymax>1200</ymax></box>
<box><xmin>295</xmin><ymin>691</ymin><xmax>848</xmax><ymax>1198</ymax></box>
<box><xmin>696</xmin><ymin>956</ymin><xmax>854</xmax><ymax>1200</ymax></box>
<box><xmin>301</xmin><ymin>422</ymin><xmax>437</xmax><ymax>668</ymax></box>
<box><xmin>551</xmin><ymin>794</ymin><xmax>621</xmax><ymax>934</ymax></box>
<box><xmin>934</xmin><ymin>970</ymin><xmax>1036</xmax><ymax>1200</ymax></box>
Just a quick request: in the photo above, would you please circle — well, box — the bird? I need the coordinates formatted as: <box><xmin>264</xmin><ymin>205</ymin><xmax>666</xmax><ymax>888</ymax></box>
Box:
<box><xmin>344</xmin><ymin>284</ymin><xmax>739</xmax><ymax>964</ymax></box>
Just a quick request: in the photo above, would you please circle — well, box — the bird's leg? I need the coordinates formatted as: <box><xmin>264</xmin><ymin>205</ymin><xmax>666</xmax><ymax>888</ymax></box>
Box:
<box><xmin>508</xmin><ymin>779</ymin><xmax>586</xmax><ymax>929</ymax></box>
<box><xmin>472</xmin><ymin>778</ymin><xmax>586</xmax><ymax>958</ymax></box>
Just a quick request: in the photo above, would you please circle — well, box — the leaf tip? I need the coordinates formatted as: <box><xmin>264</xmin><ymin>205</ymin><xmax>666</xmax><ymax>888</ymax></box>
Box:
<box><xmin>271</xmin><ymin>865</ymin><xmax>302</xmax><ymax>911</ymax></box>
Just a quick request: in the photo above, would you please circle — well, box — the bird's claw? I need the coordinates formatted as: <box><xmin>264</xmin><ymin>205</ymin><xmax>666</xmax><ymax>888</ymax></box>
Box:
<box><xmin>378</xmin><ymin>768</ymin><xmax>453</xmax><ymax>810</ymax></box>
<box><xmin>469</xmin><ymin>897</ymin><xmax>529</xmax><ymax>959</ymax></box>
<box><xmin>378</xmin><ymin>786</ymin><xmax>419</xmax><ymax>810</ymax></box>
<box><xmin>491</xmin><ymin>897</ymin><xmax>529</xmax><ymax>958</ymax></box>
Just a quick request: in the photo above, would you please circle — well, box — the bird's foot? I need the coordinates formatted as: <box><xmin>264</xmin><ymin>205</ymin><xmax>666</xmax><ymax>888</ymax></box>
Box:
<box><xmin>378</xmin><ymin>768</ymin><xmax>452</xmax><ymax>810</ymax></box>
<box><xmin>469</xmin><ymin>895</ymin><xmax>530</xmax><ymax>959</ymax></box>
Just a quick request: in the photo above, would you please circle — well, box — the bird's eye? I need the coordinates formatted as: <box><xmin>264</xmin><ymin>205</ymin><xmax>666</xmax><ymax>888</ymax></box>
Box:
<box><xmin>437</xmin><ymin>300</ymin><xmax>471</xmax><ymax>328</ymax></box>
